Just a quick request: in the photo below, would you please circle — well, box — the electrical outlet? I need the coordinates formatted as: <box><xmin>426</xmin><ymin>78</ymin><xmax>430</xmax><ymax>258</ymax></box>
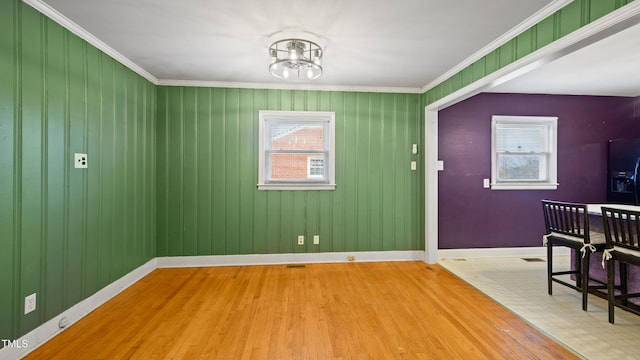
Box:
<box><xmin>74</xmin><ymin>153</ymin><xmax>88</xmax><ymax>169</ymax></box>
<box><xmin>297</xmin><ymin>235</ymin><xmax>304</xmax><ymax>245</ymax></box>
<box><xmin>313</xmin><ymin>235</ymin><xmax>320</xmax><ymax>245</ymax></box>
<box><xmin>24</xmin><ymin>293</ymin><xmax>36</xmax><ymax>314</ymax></box>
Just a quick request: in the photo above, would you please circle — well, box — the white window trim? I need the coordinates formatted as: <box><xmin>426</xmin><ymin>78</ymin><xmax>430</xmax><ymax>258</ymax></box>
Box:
<box><xmin>490</xmin><ymin>115</ymin><xmax>558</xmax><ymax>190</ymax></box>
<box><xmin>258</xmin><ymin>110</ymin><xmax>336</xmax><ymax>191</ymax></box>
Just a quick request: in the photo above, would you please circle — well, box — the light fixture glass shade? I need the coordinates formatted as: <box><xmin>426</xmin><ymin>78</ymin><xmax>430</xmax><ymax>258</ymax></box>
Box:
<box><xmin>269</xmin><ymin>39</ymin><xmax>323</xmax><ymax>81</ymax></box>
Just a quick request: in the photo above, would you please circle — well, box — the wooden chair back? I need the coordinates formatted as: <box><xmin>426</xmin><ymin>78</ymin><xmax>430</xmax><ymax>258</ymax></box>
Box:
<box><xmin>601</xmin><ymin>207</ymin><xmax>640</xmax><ymax>251</ymax></box>
<box><xmin>542</xmin><ymin>200</ymin><xmax>590</xmax><ymax>243</ymax></box>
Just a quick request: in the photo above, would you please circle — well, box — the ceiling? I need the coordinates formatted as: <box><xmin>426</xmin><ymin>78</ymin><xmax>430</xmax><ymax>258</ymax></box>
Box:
<box><xmin>35</xmin><ymin>0</ymin><xmax>558</xmax><ymax>92</ymax></box>
<box><xmin>29</xmin><ymin>0</ymin><xmax>640</xmax><ymax>96</ymax></box>
<box><xmin>488</xmin><ymin>22</ymin><xmax>640</xmax><ymax>97</ymax></box>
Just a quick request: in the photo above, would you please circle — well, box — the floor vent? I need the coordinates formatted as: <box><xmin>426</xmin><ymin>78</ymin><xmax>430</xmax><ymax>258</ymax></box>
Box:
<box><xmin>521</xmin><ymin>258</ymin><xmax>545</xmax><ymax>262</ymax></box>
<box><xmin>286</xmin><ymin>264</ymin><xmax>306</xmax><ymax>268</ymax></box>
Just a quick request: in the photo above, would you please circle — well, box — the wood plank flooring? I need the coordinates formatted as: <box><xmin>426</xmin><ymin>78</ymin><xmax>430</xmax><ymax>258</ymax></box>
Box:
<box><xmin>25</xmin><ymin>261</ymin><xmax>578</xmax><ymax>359</ymax></box>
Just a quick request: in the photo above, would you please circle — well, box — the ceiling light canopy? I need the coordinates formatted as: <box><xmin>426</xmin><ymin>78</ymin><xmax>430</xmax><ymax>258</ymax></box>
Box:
<box><xmin>269</xmin><ymin>39</ymin><xmax>323</xmax><ymax>81</ymax></box>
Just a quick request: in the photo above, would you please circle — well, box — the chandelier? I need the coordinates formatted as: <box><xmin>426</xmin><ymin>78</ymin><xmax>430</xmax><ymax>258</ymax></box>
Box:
<box><xmin>269</xmin><ymin>39</ymin><xmax>323</xmax><ymax>81</ymax></box>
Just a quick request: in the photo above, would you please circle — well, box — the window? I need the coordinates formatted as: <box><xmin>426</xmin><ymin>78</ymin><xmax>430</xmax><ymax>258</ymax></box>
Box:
<box><xmin>258</xmin><ymin>110</ymin><xmax>336</xmax><ymax>190</ymax></box>
<box><xmin>307</xmin><ymin>157</ymin><xmax>324</xmax><ymax>179</ymax></box>
<box><xmin>491</xmin><ymin>115</ymin><xmax>558</xmax><ymax>190</ymax></box>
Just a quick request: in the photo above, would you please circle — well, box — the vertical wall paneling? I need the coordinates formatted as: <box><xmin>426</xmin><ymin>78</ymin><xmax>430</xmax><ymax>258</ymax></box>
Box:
<box><xmin>196</xmin><ymin>88</ymin><xmax>212</xmax><ymax>255</ymax></box>
<box><xmin>156</xmin><ymin>88</ymin><xmax>423</xmax><ymax>256</ymax></box>
<box><xmin>2</xmin><ymin>0</ymin><xmax>156</xmax><ymax>343</ymax></box>
<box><xmin>44</xmin><ymin>16</ymin><xmax>66</xmax><ymax>322</ymax></box>
<box><xmin>211</xmin><ymin>87</ymin><xmax>227</xmax><ymax>255</ymax></box>
<box><xmin>155</xmin><ymin>87</ymin><xmax>168</xmax><ymax>256</ymax></box>
<box><xmin>182</xmin><ymin>87</ymin><xmax>197</xmax><ymax>255</ymax></box>
<box><xmin>84</xmin><ymin>45</ymin><xmax>101</xmax><ymax>297</ymax></box>
<box><xmin>238</xmin><ymin>89</ymin><xmax>255</xmax><ymax>254</ymax></box>
<box><xmin>66</xmin><ymin>26</ymin><xmax>85</xmax><ymax>313</ymax></box>
<box><xmin>0</xmin><ymin>0</ymin><xmax>18</xmax><ymax>342</ymax></box>
<box><xmin>19</xmin><ymin>5</ymin><xmax>45</xmax><ymax>335</ymax></box>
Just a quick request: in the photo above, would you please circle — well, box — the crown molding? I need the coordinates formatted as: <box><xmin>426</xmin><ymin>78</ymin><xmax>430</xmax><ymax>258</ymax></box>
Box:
<box><xmin>157</xmin><ymin>79</ymin><xmax>424</xmax><ymax>94</ymax></box>
<box><xmin>22</xmin><ymin>0</ymin><xmax>159</xmax><ymax>84</ymax></box>
<box><xmin>421</xmin><ymin>0</ymin><xmax>573</xmax><ymax>93</ymax></box>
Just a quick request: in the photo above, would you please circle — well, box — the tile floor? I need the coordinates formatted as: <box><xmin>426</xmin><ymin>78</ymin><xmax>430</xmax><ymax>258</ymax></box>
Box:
<box><xmin>440</xmin><ymin>256</ymin><xmax>640</xmax><ymax>360</ymax></box>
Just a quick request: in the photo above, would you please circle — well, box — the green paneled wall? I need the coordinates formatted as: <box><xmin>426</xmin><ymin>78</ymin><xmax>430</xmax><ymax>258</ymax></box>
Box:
<box><xmin>423</xmin><ymin>0</ymin><xmax>634</xmax><ymax>105</ymax></box>
<box><xmin>0</xmin><ymin>0</ymin><xmax>156</xmax><ymax>343</ymax></box>
<box><xmin>1</xmin><ymin>0</ymin><xmax>631</xmax><ymax>349</ymax></box>
<box><xmin>156</xmin><ymin>87</ymin><xmax>424</xmax><ymax>256</ymax></box>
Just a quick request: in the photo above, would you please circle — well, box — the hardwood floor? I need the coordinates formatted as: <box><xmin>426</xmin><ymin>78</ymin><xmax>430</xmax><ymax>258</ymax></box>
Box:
<box><xmin>25</xmin><ymin>262</ymin><xmax>577</xmax><ymax>359</ymax></box>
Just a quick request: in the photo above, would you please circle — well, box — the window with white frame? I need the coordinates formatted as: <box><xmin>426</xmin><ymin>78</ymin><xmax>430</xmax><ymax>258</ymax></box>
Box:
<box><xmin>258</xmin><ymin>110</ymin><xmax>335</xmax><ymax>190</ymax></box>
<box><xmin>491</xmin><ymin>115</ymin><xmax>558</xmax><ymax>190</ymax></box>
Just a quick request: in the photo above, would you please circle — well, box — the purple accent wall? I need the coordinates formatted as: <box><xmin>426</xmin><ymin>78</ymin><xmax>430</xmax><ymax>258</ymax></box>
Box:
<box><xmin>438</xmin><ymin>93</ymin><xmax>640</xmax><ymax>249</ymax></box>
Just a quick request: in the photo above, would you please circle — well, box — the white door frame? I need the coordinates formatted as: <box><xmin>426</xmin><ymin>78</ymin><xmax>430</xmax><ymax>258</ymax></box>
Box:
<box><xmin>424</xmin><ymin>3</ymin><xmax>640</xmax><ymax>264</ymax></box>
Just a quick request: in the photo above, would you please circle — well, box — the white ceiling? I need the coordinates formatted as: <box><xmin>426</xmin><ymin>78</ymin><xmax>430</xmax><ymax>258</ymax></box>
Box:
<box><xmin>488</xmin><ymin>22</ymin><xmax>640</xmax><ymax>97</ymax></box>
<box><xmin>35</xmin><ymin>0</ymin><xmax>558</xmax><ymax>91</ymax></box>
<box><xmin>29</xmin><ymin>0</ymin><xmax>640</xmax><ymax>96</ymax></box>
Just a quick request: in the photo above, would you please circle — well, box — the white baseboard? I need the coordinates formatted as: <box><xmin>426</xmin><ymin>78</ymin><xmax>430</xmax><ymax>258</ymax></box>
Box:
<box><xmin>0</xmin><ymin>258</ymin><xmax>157</xmax><ymax>360</ymax></box>
<box><xmin>157</xmin><ymin>250</ymin><xmax>426</xmax><ymax>268</ymax></box>
<box><xmin>437</xmin><ymin>247</ymin><xmax>569</xmax><ymax>260</ymax></box>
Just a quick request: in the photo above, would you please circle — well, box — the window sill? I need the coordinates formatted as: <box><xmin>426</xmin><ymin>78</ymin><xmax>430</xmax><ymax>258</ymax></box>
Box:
<box><xmin>490</xmin><ymin>183</ymin><xmax>558</xmax><ymax>190</ymax></box>
<box><xmin>258</xmin><ymin>183</ymin><xmax>336</xmax><ymax>191</ymax></box>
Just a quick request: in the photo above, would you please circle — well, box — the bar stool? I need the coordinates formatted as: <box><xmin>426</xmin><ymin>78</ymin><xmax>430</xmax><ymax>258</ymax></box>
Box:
<box><xmin>542</xmin><ymin>200</ymin><xmax>606</xmax><ymax>310</ymax></box>
<box><xmin>601</xmin><ymin>206</ymin><xmax>640</xmax><ymax>324</ymax></box>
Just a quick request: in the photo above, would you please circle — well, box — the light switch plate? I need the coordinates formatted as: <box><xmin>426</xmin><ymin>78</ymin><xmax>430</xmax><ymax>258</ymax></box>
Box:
<box><xmin>25</xmin><ymin>293</ymin><xmax>36</xmax><ymax>314</ymax></box>
<box><xmin>410</xmin><ymin>161</ymin><xmax>417</xmax><ymax>171</ymax></box>
<box><xmin>483</xmin><ymin>178</ymin><xmax>490</xmax><ymax>188</ymax></box>
<box><xmin>437</xmin><ymin>160</ymin><xmax>444</xmax><ymax>171</ymax></box>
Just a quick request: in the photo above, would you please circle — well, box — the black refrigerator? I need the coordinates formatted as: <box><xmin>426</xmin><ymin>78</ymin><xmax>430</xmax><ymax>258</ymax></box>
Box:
<box><xmin>608</xmin><ymin>138</ymin><xmax>640</xmax><ymax>205</ymax></box>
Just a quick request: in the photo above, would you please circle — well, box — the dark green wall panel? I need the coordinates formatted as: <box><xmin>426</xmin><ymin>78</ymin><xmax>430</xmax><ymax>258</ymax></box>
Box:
<box><xmin>1</xmin><ymin>0</ymin><xmax>156</xmax><ymax>344</ymax></box>
<box><xmin>424</xmin><ymin>0</ymin><xmax>634</xmax><ymax>106</ymax></box>
<box><xmin>0</xmin><ymin>0</ymin><xmax>19</xmax><ymax>342</ymax></box>
<box><xmin>156</xmin><ymin>88</ymin><xmax>424</xmax><ymax>256</ymax></box>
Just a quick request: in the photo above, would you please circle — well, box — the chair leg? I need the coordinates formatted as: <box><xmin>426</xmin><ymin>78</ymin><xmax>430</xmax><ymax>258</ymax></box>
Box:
<box><xmin>547</xmin><ymin>242</ymin><xmax>553</xmax><ymax>295</ymax></box>
<box><xmin>607</xmin><ymin>256</ymin><xmax>616</xmax><ymax>324</ymax></box>
<box><xmin>574</xmin><ymin>249</ymin><xmax>582</xmax><ymax>291</ymax></box>
<box><xmin>620</xmin><ymin>261</ymin><xmax>628</xmax><ymax>307</ymax></box>
<box><xmin>581</xmin><ymin>252</ymin><xmax>590</xmax><ymax>311</ymax></box>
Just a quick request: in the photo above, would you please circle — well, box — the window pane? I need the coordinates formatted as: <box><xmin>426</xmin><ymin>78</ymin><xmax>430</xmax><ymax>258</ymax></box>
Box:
<box><xmin>496</xmin><ymin>126</ymin><xmax>545</xmax><ymax>152</ymax></box>
<box><xmin>270</xmin><ymin>123</ymin><xmax>324</xmax><ymax>151</ymax></box>
<box><xmin>269</xmin><ymin>153</ymin><xmax>327</xmax><ymax>181</ymax></box>
<box><xmin>308</xmin><ymin>157</ymin><xmax>324</xmax><ymax>178</ymax></box>
<box><xmin>497</xmin><ymin>154</ymin><xmax>546</xmax><ymax>181</ymax></box>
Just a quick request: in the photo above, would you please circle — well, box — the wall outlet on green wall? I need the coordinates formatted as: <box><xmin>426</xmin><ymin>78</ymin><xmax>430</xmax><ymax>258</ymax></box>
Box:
<box><xmin>74</xmin><ymin>153</ymin><xmax>88</xmax><ymax>168</ymax></box>
<box><xmin>297</xmin><ymin>236</ymin><xmax>304</xmax><ymax>245</ymax></box>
